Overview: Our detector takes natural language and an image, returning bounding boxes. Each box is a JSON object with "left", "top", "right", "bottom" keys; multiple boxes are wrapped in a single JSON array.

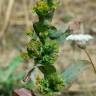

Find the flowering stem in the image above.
[{"left": 84, "top": 49, "right": 96, "bottom": 74}]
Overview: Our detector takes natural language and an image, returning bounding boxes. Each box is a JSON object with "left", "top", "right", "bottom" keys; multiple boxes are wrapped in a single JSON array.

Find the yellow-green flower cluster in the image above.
[
  {"left": 33, "top": 1, "right": 49, "bottom": 14},
  {"left": 37, "top": 1, "right": 49, "bottom": 10},
  {"left": 33, "top": 1, "right": 58, "bottom": 15}
]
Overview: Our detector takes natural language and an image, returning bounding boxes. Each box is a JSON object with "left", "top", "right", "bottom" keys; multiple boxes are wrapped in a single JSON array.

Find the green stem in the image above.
[{"left": 84, "top": 49, "right": 96, "bottom": 74}]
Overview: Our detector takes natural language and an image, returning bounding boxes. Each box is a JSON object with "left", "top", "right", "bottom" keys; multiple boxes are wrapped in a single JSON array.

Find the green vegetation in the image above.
[
  {"left": 25, "top": 0, "right": 68, "bottom": 95},
  {"left": 23, "top": 0, "right": 89, "bottom": 95},
  {"left": 0, "top": 0, "right": 93, "bottom": 96}
]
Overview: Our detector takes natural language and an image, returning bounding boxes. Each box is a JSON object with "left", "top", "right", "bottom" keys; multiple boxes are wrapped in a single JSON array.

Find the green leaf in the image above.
[
  {"left": 57, "top": 29, "right": 71, "bottom": 44},
  {"left": 61, "top": 60, "right": 89, "bottom": 85},
  {"left": 33, "top": 22, "right": 48, "bottom": 34},
  {"left": 48, "top": 26, "right": 62, "bottom": 39},
  {"left": 39, "top": 65, "right": 56, "bottom": 76},
  {"left": 0, "top": 56, "right": 23, "bottom": 83}
]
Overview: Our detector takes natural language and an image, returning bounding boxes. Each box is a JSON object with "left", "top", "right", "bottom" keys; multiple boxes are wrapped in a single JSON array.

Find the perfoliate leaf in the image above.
[
  {"left": 48, "top": 26, "right": 62, "bottom": 39},
  {"left": 39, "top": 65, "right": 56, "bottom": 76}
]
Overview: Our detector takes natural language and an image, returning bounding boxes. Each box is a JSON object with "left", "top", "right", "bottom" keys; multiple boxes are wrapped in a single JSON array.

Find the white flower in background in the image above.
[
  {"left": 66, "top": 34, "right": 93, "bottom": 43},
  {"left": 30, "top": 68, "right": 44, "bottom": 85}
]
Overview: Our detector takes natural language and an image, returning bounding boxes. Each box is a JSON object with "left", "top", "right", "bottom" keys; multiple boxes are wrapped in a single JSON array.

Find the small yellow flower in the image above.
[
  {"left": 33, "top": 1, "right": 58, "bottom": 14},
  {"left": 33, "top": 1, "right": 49, "bottom": 12},
  {"left": 37, "top": 1, "right": 49, "bottom": 10}
]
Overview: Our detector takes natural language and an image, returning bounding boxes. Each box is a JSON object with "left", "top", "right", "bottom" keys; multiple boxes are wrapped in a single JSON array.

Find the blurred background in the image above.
[{"left": 0, "top": 0, "right": 96, "bottom": 96}]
